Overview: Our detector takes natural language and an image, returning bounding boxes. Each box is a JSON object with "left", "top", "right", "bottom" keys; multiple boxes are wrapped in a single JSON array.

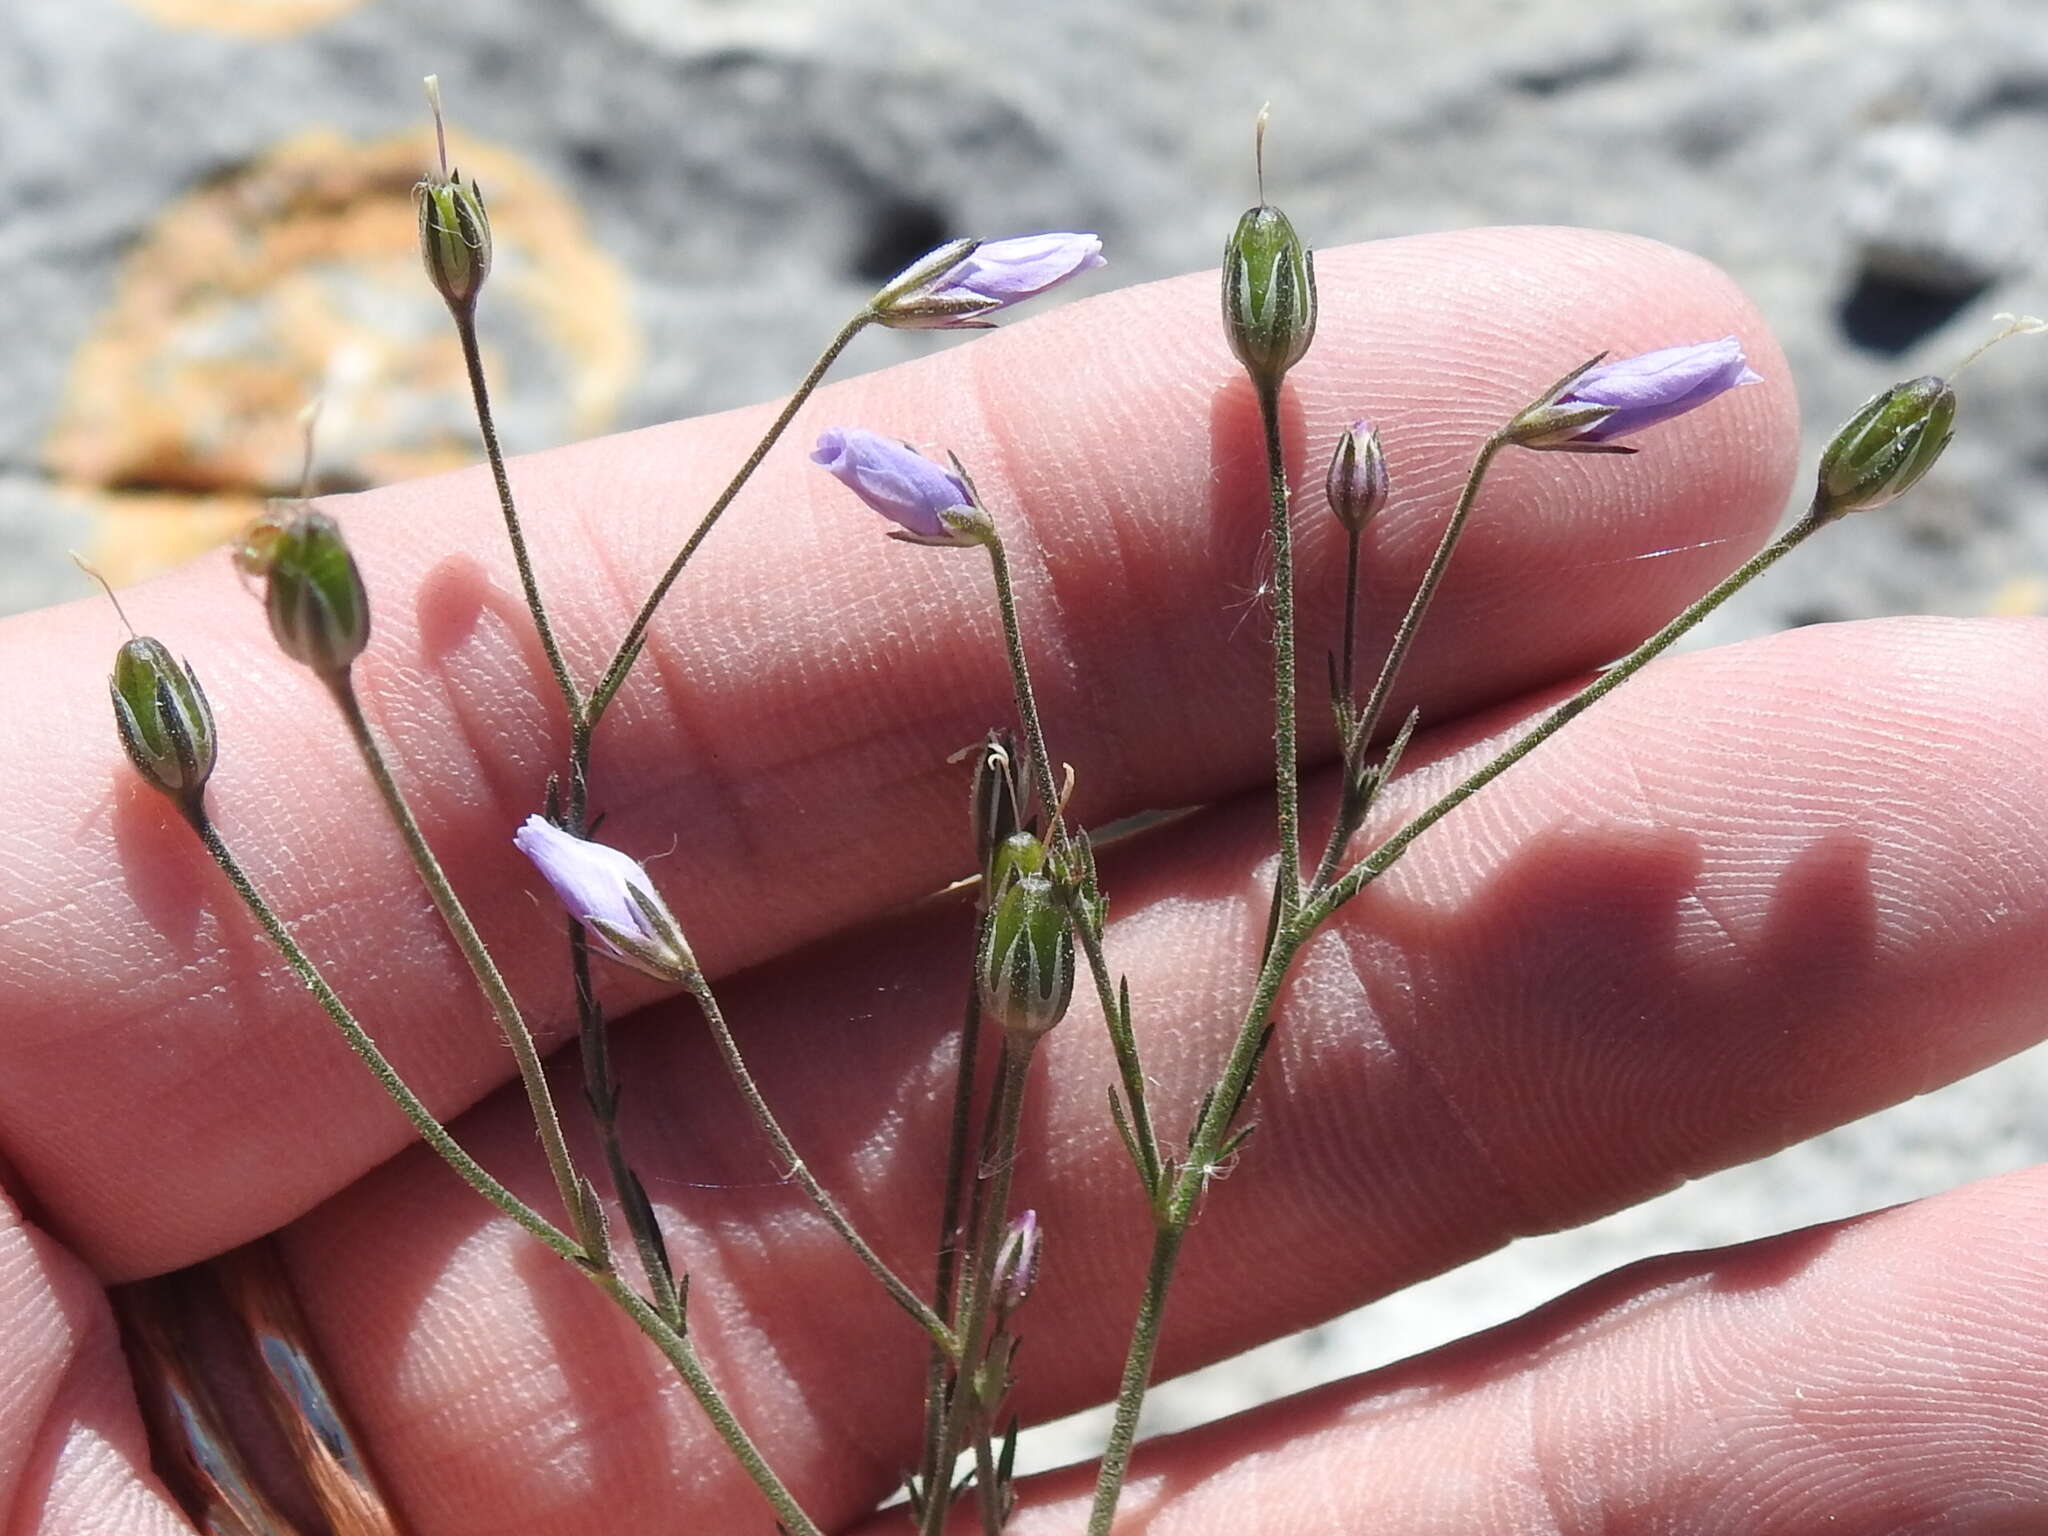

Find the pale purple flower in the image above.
[
  {"left": 872, "top": 233, "right": 1105, "bottom": 329},
  {"left": 513, "top": 815, "right": 694, "bottom": 981},
  {"left": 1544, "top": 336, "right": 1762, "bottom": 446},
  {"left": 994, "top": 1209, "right": 1042, "bottom": 1316},
  {"left": 811, "top": 428, "right": 981, "bottom": 544}
]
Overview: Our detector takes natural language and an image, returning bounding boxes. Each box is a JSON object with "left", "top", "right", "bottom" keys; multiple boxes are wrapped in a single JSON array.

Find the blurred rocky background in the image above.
[{"left": 4, "top": 0, "right": 2045, "bottom": 1480}]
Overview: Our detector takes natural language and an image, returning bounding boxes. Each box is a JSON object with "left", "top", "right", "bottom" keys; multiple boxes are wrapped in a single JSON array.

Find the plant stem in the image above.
[
  {"left": 982, "top": 526, "right": 1161, "bottom": 1194},
  {"left": 195, "top": 814, "right": 579, "bottom": 1260},
  {"left": 982, "top": 531, "right": 1066, "bottom": 853},
  {"left": 197, "top": 811, "right": 823, "bottom": 1534},
  {"left": 1308, "top": 432, "right": 1508, "bottom": 899},
  {"left": 919, "top": 984, "right": 987, "bottom": 1508},
  {"left": 1085, "top": 499, "right": 1834, "bottom": 1532},
  {"left": 587, "top": 311, "right": 875, "bottom": 726},
  {"left": 453, "top": 308, "right": 584, "bottom": 727},
  {"left": 327, "top": 672, "right": 587, "bottom": 1236},
  {"left": 1314, "top": 499, "right": 1833, "bottom": 921},
  {"left": 592, "top": 1269, "right": 827, "bottom": 1536},
  {"left": 1339, "top": 522, "right": 1362, "bottom": 706},
  {"left": 923, "top": 1036, "right": 1036, "bottom": 1536},
  {"left": 1255, "top": 381, "right": 1304, "bottom": 921},
  {"left": 678, "top": 974, "right": 956, "bottom": 1354}
]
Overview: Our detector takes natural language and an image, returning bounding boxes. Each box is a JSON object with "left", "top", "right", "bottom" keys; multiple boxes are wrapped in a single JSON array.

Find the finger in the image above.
[
  {"left": 0, "top": 1194, "right": 191, "bottom": 1533},
  {"left": 278, "top": 615, "right": 2048, "bottom": 1532},
  {"left": 909, "top": 1165, "right": 2048, "bottom": 1534},
  {"left": 1, "top": 228, "right": 1796, "bottom": 1277}
]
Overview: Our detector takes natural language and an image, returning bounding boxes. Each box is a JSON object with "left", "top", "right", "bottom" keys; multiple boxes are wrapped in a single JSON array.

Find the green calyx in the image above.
[
  {"left": 977, "top": 869, "right": 1075, "bottom": 1039},
  {"left": 265, "top": 510, "right": 371, "bottom": 678},
  {"left": 416, "top": 172, "right": 493, "bottom": 313},
  {"left": 110, "top": 636, "right": 217, "bottom": 819},
  {"left": 1816, "top": 375, "right": 1957, "bottom": 518},
  {"left": 1222, "top": 203, "right": 1317, "bottom": 391}
]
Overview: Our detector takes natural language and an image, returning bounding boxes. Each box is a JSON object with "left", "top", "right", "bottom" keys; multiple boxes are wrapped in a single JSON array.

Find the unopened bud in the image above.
[
  {"left": 992, "top": 1209, "right": 1041, "bottom": 1318},
  {"left": 264, "top": 510, "right": 370, "bottom": 678},
  {"left": 1324, "top": 420, "right": 1389, "bottom": 533},
  {"left": 1814, "top": 375, "right": 1956, "bottom": 519},
  {"left": 977, "top": 870, "right": 1073, "bottom": 1038},
  {"left": 1222, "top": 202, "right": 1316, "bottom": 392},
  {"left": 110, "top": 637, "right": 217, "bottom": 823},
  {"left": 415, "top": 77, "right": 492, "bottom": 313}
]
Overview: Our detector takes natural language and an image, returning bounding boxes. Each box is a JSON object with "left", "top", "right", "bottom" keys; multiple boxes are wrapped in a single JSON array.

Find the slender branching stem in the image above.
[
  {"left": 194, "top": 813, "right": 577, "bottom": 1259},
  {"left": 982, "top": 531, "right": 1067, "bottom": 853},
  {"left": 1339, "top": 522, "right": 1362, "bottom": 706},
  {"left": 1316, "top": 500, "right": 1834, "bottom": 921},
  {"left": 327, "top": 672, "right": 586, "bottom": 1234},
  {"left": 588, "top": 311, "right": 875, "bottom": 726},
  {"left": 1074, "top": 917, "right": 1162, "bottom": 1196},
  {"left": 591, "top": 1269, "right": 827, "bottom": 1536},
  {"left": 1255, "top": 380, "right": 1304, "bottom": 921},
  {"left": 1085, "top": 498, "right": 1836, "bottom": 1532},
  {"left": 919, "top": 984, "right": 988, "bottom": 1507},
  {"left": 923, "top": 1036, "right": 1037, "bottom": 1536},
  {"left": 452, "top": 308, "right": 584, "bottom": 727},
  {"left": 197, "top": 810, "right": 823, "bottom": 1534},
  {"left": 983, "top": 526, "right": 1161, "bottom": 1198},
  {"left": 678, "top": 974, "right": 957, "bottom": 1353},
  {"left": 1308, "top": 431, "right": 1508, "bottom": 896}
]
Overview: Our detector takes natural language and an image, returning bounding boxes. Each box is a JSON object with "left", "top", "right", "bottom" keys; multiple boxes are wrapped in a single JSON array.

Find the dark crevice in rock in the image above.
[
  {"left": 1837, "top": 264, "right": 1992, "bottom": 356},
  {"left": 850, "top": 196, "right": 951, "bottom": 284}
]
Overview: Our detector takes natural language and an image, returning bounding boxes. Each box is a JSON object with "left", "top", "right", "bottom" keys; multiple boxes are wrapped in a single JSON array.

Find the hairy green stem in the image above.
[
  {"left": 1085, "top": 498, "right": 1834, "bottom": 1531},
  {"left": 588, "top": 311, "right": 875, "bottom": 725},
  {"left": 923, "top": 1037, "right": 1036, "bottom": 1536},
  {"left": 453, "top": 310, "right": 584, "bottom": 727},
  {"left": 1339, "top": 522, "right": 1362, "bottom": 707},
  {"left": 1255, "top": 381, "right": 1304, "bottom": 920},
  {"left": 982, "top": 531, "right": 1066, "bottom": 853},
  {"left": 919, "top": 985, "right": 988, "bottom": 1509},
  {"left": 679, "top": 974, "right": 956, "bottom": 1353},
  {"left": 1316, "top": 500, "right": 1833, "bottom": 920},
  {"left": 1308, "top": 431, "right": 1508, "bottom": 896},
  {"left": 198, "top": 811, "right": 820, "bottom": 1533},
  {"left": 327, "top": 672, "right": 586, "bottom": 1235},
  {"left": 195, "top": 814, "right": 577, "bottom": 1259}
]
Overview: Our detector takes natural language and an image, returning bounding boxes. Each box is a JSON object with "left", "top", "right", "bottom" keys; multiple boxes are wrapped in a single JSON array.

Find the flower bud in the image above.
[
  {"left": 415, "top": 78, "right": 492, "bottom": 313},
  {"left": 417, "top": 171, "right": 493, "bottom": 313},
  {"left": 871, "top": 233, "right": 1104, "bottom": 330},
  {"left": 1324, "top": 420, "right": 1389, "bottom": 534},
  {"left": 977, "top": 871, "right": 1073, "bottom": 1039},
  {"left": 993, "top": 1209, "right": 1041, "bottom": 1319},
  {"left": 1814, "top": 375, "right": 1956, "bottom": 518},
  {"left": 513, "top": 816, "right": 698, "bottom": 983},
  {"left": 1222, "top": 202, "right": 1316, "bottom": 392},
  {"left": 109, "top": 636, "right": 217, "bottom": 822},
  {"left": 1506, "top": 338, "right": 1761, "bottom": 453},
  {"left": 264, "top": 510, "right": 370, "bottom": 678},
  {"left": 810, "top": 428, "right": 991, "bottom": 547},
  {"left": 986, "top": 830, "right": 1046, "bottom": 903}
]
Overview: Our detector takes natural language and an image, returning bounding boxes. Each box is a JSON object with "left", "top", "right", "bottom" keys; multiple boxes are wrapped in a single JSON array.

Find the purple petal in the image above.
[
  {"left": 514, "top": 815, "right": 654, "bottom": 947},
  {"left": 929, "top": 233, "right": 1105, "bottom": 307},
  {"left": 1564, "top": 336, "right": 1762, "bottom": 443},
  {"left": 811, "top": 427, "right": 972, "bottom": 539}
]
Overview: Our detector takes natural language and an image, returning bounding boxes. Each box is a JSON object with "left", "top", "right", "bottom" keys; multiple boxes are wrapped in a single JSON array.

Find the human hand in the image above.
[{"left": 4, "top": 227, "right": 2046, "bottom": 1533}]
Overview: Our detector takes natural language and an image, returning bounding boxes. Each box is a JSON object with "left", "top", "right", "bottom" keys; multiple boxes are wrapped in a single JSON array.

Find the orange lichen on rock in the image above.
[{"left": 48, "top": 128, "right": 638, "bottom": 584}]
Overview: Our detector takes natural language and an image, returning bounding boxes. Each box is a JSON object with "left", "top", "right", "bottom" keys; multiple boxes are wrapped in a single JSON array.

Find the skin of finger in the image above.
[
  {"left": 0, "top": 1198, "right": 191, "bottom": 1534},
  {"left": 911, "top": 1165, "right": 2048, "bottom": 1535},
  {"left": 0, "top": 227, "right": 1795, "bottom": 1281},
  {"left": 277, "top": 615, "right": 2048, "bottom": 1534}
]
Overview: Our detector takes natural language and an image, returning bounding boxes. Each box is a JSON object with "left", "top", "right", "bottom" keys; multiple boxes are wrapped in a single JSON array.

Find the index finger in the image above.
[{"left": 0, "top": 228, "right": 1797, "bottom": 1276}]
